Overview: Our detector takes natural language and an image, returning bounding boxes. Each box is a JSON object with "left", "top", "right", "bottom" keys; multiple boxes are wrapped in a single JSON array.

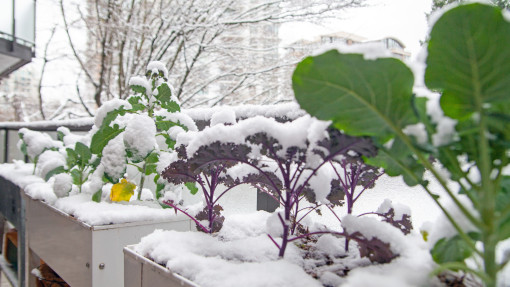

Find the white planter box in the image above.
[
  {"left": 22, "top": 192, "right": 192, "bottom": 287},
  {"left": 123, "top": 245, "right": 198, "bottom": 287}
]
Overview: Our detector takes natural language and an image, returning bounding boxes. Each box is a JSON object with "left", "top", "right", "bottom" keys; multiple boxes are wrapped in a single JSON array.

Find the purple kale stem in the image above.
[
  {"left": 289, "top": 164, "right": 302, "bottom": 184},
  {"left": 197, "top": 158, "right": 282, "bottom": 199},
  {"left": 353, "top": 172, "right": 383, "bottom": 203},
  {"left": 357, "top": 211, "right": 382, "bottom": 217},
  {"left": 267, "top": 234, "right": 281, "bottom": 249},
  {"left": 293, "top": 139, "right": 364, "bottom": 205},
  {"left": 326, "top": 204, "right": 342, "bottom": 223},
  {"left": 288, "top": 231, "right": 347, "bottom": 243},
  {"left": 278, "top": 207, "right": 290, "bottom": 257},
  {"left": 295, "top": 205, "right": 320, "bottom": 226},
  {"left": 162, "top": 200, "right": 210, "bottom": 233},
  {"left": 213, "top": 182, "right": 246, "bottom": 205}
]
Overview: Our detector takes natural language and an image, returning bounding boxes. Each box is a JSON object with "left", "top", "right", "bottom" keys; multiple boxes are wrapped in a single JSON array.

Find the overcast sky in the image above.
[{"left": 281, "top": 0, "right": 433, "bottom": 59}]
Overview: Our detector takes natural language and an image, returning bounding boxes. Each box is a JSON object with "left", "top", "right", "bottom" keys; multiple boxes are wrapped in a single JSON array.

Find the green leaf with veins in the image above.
[
  {"left": 293, "top": 50, "right": 416, "bottom": 142},
  {"left": 426, "top": 4, "right": 510, "bottom": 120}
]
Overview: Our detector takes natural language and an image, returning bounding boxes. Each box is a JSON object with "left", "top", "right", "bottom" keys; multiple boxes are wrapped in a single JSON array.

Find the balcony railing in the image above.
[{"left": 0, "top": 0, "right": 36, "bottom": 79}]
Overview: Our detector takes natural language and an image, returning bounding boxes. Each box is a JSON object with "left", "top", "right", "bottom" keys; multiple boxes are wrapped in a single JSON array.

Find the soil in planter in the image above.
[{"left": 34, "top": 263, "right": 71, "bottom": 287}]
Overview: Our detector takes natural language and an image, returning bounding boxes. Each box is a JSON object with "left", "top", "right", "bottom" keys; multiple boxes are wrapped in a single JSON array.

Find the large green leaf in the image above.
[
  {"left": 75, "top": 142, "right": 92, "bottom": 166},
  {"left": 366, "top": 139, "right": 426, "bottom": 187},
  {"left": 426, "top": 3, "right": 510, "bottom": 120},
  {"left": 293, "top": 50, "right": 416, "bottom": 141},
  {"left": 496, "top": 177, "right": 510, "bottom": 240},
  {"left": 92, "top": 189, "right": 102, "bottom": 203},
  {"left": 157, "top": 83, "right": 173, "bottom": 104},
  {"left": 66, "top": 148, "right": 78, "bottom": 168},
  {"left": 90, "top": 124, "right": 125, "bottom": 155},
  {"left": 45, "top": 166, "right": 66, "bottom": 181},
  {"left": 431, "top": 234, "right": 476, "bottom": 265}
]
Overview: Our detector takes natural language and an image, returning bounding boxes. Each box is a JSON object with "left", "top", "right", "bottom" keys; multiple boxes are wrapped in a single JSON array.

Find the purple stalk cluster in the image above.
[{"left": 161, "top": 125, "right": 391, "bottom": 257}]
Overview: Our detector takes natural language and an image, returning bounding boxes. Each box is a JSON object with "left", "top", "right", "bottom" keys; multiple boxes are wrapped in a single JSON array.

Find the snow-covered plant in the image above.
[
  {"left": 89, "top": 61, "right": 192, "bottom": 202},
  {"left": 293, "top": 4, "right": 510, "bottom": 286},
  {"left": 17, "top": 128, "right": 63, "bottom": 174},
  {"left": 161, "top": 143, "right": 252, "bottom": 234},
  {"left": 164, "top": 115, "right": 378, "bottom": 257}
]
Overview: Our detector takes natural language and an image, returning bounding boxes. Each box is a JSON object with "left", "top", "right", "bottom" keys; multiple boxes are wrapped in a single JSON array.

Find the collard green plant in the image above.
[
  {"left": 63, "top": 142, "right": 99, "bottom": 193},
  {"left": 18, "top": 128, "right": 62, "bottom": 174},
  {"left": 293, "top": 4, "right": 510, "bottom": 286},
  {"left": 89, "top": 62, "right": 190, "bottom": 202}
]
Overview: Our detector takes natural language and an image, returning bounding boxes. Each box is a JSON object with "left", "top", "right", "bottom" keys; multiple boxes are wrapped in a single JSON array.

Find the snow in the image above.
[
  {"left": 135, "top": 214, "right": 319, "bottom": 287},
  {"left": 177, "top": 115, "right": 328, "bottom": 158},
  {"left": 101, "top": 133, "right": 127, "bottom": 181},
  {"left": 415, "top": 87, "right": 458, "bottom": 146},
  {"left": 94, "top": 99, "right": 131, "bottom": 127},
  {"left": 57, "top": 126, "right": 90, "bottom": 147},
  {"left": 135, "top": 211, "right": 438, "bottom": 287},
  {"left": 24, "top": 181, "right": 58, "bottom": 204},
  {"left": 504, "top": 9, "right": 510, "bottom": 22},
  {"left": 123, "top": 114, "right": 157, "bottom": 161},
  {"left": 376, "top": 199, "right": 411, "bottom": 221},
  {"left": 18, "top": 128, "right": 63, "bottom": 159},
  {"left": 53, "top": 193, "right": 186, "bottom": 226},
  {"left": 210, "top": 109, "right": 236, "bottom": 126},
  {"left": 0, "top": 118, "right": 94, "bottom": 130},
  {"left": 402, "top": 123, "right": 427, "bottom": 145},
  {"left": 51, "top": 173, "right": 73, "bottom": 198},
  {"left": 36, "top": 149, "right": 66, "bottom": 179},
  {"left": 147, "top": 61, "right": 169, "bottom": 80},
  {"left": 129, "top": 76, "right": 151, "bottom": 94},
  {"left": 313, "top": 42, "right": 393, "bottom": 60},
  {"left": 266, "top": 210, "right": 285, "bottom": 237},
  {"left": 156, "top": 110, "right": 198, "bottom": 132},
  {"left": 183, "top": 102, "right": 304, "bottom": 122}
]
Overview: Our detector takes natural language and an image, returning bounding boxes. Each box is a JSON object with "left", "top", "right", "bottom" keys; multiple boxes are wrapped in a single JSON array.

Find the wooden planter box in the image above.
[
  {"left": 22, "top": 192, "right": 192, "bottom": 287},
  {"left": 123, "top": 245, "right": 198, "bottom": 287}
]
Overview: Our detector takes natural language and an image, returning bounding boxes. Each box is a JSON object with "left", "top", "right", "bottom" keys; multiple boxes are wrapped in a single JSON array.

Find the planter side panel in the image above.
[
  {"left": 25, "top": 196, "right": 92, "bottom": 287},
  {"left": 92, "top": 220, "right": 191, "bottom": 287},
  {"left": 124, "top": 248, "right": 141, "bottom": 287},
  {"left": 124, "top": 246, "right": 199, "bottom": 287}
]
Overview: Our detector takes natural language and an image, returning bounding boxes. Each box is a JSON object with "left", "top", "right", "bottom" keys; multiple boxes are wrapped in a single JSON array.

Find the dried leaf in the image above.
[{"left": 110, "top": 178, "right": 136, "bottom": 202}]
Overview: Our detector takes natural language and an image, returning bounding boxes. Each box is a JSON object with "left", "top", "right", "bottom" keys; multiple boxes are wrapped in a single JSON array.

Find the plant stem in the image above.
[
  {"left": 278, "top": 204, "right": 290, "bottom": 257},
  {"left": 137, "top": 162, "right": 147, "bottom": 200},
  {"left": 79, "top": 167, "right": 83, "bottom": 193}
]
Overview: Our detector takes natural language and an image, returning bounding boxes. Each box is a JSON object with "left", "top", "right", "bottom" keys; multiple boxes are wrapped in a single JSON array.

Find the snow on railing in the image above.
[{"left": 0, "top": 102, "right": 304, "bottom": 163}]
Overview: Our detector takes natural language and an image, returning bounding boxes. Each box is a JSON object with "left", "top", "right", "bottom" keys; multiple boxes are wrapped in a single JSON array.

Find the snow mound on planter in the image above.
[
  {"left": 0, "top": 163, "right": 57, "bottom": 204},
  {"left": 340, "top": 215, "right": 436, "bottom": 287},
  {"left": 53, "top": 193, "right": 188, "bottom": 226},
  {"left": 135, "top": 211, "right": 438, "bottom": 287},
  {"left": 135, "top": 212, "right": 316, "bottom": 287},
  {"left": 18, "top": 128, "right": 63, "bottom": 159}
]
